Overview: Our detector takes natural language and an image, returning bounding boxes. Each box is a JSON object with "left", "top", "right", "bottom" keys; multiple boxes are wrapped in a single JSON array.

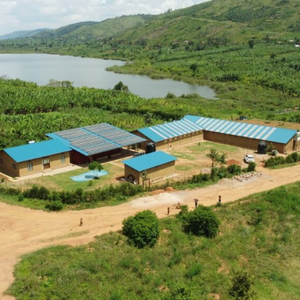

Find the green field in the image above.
[
  {"left": 1, "top": 0, "right": 300, "bottom": 298},
  {"left": 7, "top": 183, "right": 300, "bottom": 299}
]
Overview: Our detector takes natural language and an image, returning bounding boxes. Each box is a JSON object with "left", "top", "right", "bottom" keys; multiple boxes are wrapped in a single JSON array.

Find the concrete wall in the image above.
[
  {"left": 0, "top": 151, "right": 70, "bottom": 177},
  {"left": 284, "top": 138, "right": 295, "bottom": 153},
  {"left": 0, "top": 151, "right": 19, "bottom": 177},
  {"left": 124, "top": 161, "right": 176, "bottom": 185}
]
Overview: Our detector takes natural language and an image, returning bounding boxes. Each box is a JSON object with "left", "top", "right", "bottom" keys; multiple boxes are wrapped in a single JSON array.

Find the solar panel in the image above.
[
  {"left": 85, "top": 123, "right": 145, "bottom": 147},
  {"left": 49, "top": 123, "right": 146, "bottom": 156}
]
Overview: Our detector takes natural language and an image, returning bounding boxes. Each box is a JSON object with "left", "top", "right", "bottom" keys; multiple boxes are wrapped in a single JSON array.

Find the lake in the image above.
[{"left": 0, "top": 54, "right": 216, "bottom": 99}]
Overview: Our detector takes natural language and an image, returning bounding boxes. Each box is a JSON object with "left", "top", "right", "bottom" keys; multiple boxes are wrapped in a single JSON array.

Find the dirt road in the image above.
[{"left": 1, "top": 164, "right": 300, "bottom": 299}]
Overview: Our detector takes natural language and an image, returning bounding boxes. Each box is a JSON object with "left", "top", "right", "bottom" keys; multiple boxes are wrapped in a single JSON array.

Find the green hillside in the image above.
[
  {"left": 1, "top": 0, "right": 300, "bottom": 48},
  {"left": 7, "top": 183, "right": 300, "bottom": 299},
  {"left": 0, "top": 29, "right": 49, "bottom": 40},
  {"left": 116, "top": 0, "right": 300, "bottom": 45},
  {"left": 33, "top": 15, "right": 153, "bottom": 41}
]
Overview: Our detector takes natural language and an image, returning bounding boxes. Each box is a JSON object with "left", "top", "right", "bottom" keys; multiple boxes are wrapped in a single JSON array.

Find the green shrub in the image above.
[
  {"left": 166, "top": 92, "right": 176, "bottom": 98},
  {"left": 163, "top": 284, "right": 191, "bottom": 300},
  {"left": 210, "top": 167, "right": 219, "bottom": 180},
  {"left": 227, "top": 164, "right": 242, "bottom": 175},
  {"left": 185, "top": 263, "right": 203, "bottom": 279},
  {"left": 228, "top": 271, "right": 256, "bottom": 300},
  {"left": 264, "top": 153, "right": 299, "bottom": 167},
  {"left": 191, "top": 173, "right": 210, "bottom": 183},
  {"left": 183, "top": 205, "right": 220, "bottom": 238},
  {"left": 286, "top": 152, "right": 298, "bottom": 163},
  {"left": 17, "top": 194, "right": 24, "bottom": 202},
  {"left": 217, "top": 166, "right": 229, "bottom": 178},
  {"left": 285, "top": 155, "right": 294, "bottom": 164},
  {"left": 177, "top": 204, "right": 189, "bottom": 218},
  {"left": 291, "top": 152, "right": 299, "bottom": 162},
  {"left": 45, "top": 200, "right": 64, "bottom": 211},
  {"left": 122, "top": 210, "right": 160, "bottom": 248},
  {"left": 23, "top": 185, "right": 50, "bottom": 200},
  {"left": 247, "top": 162, "right": 256, "bottom": 172}
]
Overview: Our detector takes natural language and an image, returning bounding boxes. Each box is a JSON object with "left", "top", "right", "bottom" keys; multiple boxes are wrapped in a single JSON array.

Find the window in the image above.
[
  {"left": 12, "top": 163, "right": 17, "bottom": 170},
  {"left": 60, "top": 154, "right": 66, "bottom": 163},
  {"left": 27, "top": 162, "right": 33, "bottom": 171}
]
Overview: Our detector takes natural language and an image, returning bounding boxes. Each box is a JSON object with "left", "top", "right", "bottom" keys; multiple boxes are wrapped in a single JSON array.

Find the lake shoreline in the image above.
[{"left": 0, "top": 53, "right": 216, "bottom": 99}]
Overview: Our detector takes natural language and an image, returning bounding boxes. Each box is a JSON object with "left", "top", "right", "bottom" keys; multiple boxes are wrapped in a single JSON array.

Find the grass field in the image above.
[{"left": 7, "top": 182, "right": 300, "bottom": 299}]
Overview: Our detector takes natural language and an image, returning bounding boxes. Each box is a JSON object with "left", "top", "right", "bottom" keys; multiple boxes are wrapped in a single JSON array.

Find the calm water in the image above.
[{"left": 0, "top": 54, "right": 216, "bottom": 99}]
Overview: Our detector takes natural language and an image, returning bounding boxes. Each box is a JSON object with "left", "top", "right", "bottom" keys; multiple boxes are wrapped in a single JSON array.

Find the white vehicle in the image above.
[{"left": 244, "top": 154, "right": 255, "bottom": 163}]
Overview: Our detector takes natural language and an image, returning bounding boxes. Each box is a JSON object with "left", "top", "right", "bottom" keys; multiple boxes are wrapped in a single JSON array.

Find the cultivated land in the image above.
[
  {"left": 2, "top": 155, "right": 300, "bottom": 299},
  {"left": 1, "top": 1, "right": 300, "bottom": 297}
]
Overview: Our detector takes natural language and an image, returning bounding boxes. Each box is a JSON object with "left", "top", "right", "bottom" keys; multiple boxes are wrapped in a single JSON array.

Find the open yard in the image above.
[{"left": 5, "top": 140, "right": 263, "bottom": 192}]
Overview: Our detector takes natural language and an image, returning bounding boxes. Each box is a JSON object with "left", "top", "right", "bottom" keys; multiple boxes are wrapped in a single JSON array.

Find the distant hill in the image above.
[
  {"left": 33, "top": 15, "right": 154, "bottom": 41},
  {"left": 0, "top": 29, "right": 49, "bottom": 40},
  {"left": 114, "top": 0, "right": 300, "bottom": 45},
  {"left": 0, "top": 0, "right": 299, "bottom": 51}
]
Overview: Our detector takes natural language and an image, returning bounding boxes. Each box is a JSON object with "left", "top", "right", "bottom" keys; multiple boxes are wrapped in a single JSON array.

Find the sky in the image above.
[{"left": 0, "top": 0, "right": 210, "bottom": 36}]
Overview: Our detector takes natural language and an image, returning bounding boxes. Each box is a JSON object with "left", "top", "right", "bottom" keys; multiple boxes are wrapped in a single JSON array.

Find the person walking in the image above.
[
  {"left": 194, "top": 198, "right": 199, "bottom": 208},
  {"left": 79, "top": 218, "right": 83, "bottom": 226},
  {"left": 167, "top": 207, "right": 170, "bottom": 216},
  {"left": 218, "top": 195, "right": 222, "bottom": 204}
]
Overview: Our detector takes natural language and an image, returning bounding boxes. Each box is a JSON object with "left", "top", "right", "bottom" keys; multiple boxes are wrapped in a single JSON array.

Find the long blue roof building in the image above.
[{"left": 184, "top": 115, "right": 297, "bottom": 153}]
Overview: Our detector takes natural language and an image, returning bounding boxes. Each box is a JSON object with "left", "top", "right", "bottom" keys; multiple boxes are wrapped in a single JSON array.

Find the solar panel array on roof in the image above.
[
  {"left": 47, "top": 123, "right": 146, "bottom": 156},
  {"left": 184, "top": 115, "right": 297, "bottom": 144},
  {"left": 86, "top": 123, "right": 144, "bottom": 147},
  {"left": 137, "top": 119, "right": 203, "bottom": 143}
]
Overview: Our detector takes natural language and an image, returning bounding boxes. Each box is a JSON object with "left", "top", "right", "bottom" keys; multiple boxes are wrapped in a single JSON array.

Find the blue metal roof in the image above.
[
  {"left": 122, "top": 151, "right": 177, "bottom": 172},
  {"left": 47, "top": 123, "right": 146, "bottom": 156},
  {"left": 4, "top": 140, "right": 71, "bottom": 163},
  {"left": 137, "top": 119, "right": 203, "bottom": 143},
  {"left": 184, "top": 115, "right": 297, "bottom": 144}
]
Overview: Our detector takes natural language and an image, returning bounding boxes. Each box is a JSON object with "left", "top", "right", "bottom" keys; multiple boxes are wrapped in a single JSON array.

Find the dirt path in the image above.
[{"left": 1, "top": 164, "right": 300, "bottom": 299}]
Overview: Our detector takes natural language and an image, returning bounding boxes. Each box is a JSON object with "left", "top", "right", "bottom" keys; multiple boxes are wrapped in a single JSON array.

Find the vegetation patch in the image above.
[
  {"left": 7, "top": 182, "right": 300, "bottom": 299},
  {"left": 175, "top": 165, "right": 192, "bottom": 171},
  {"left": 170, "top": 151, "right": 196, "bottom": 161},
  {"left": 122, "top": 210, "right": 160, "bottom": 248},
  {"left": 191, "top": 142, "right": 239, "bottom": 153},
  {"left": 0, "top": 164, "right": 254, "bottom": 210},
  {"left": 264, "top": 151, "right": 300, "bottom": 168},
  {"left": 40, "top": 231, "right": 90, "bottom": 243}
]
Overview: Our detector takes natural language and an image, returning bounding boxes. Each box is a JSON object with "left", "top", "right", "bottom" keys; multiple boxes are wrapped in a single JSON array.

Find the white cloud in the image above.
[{"left": 0, "top": 0, "right": 210, "bottom": 35}]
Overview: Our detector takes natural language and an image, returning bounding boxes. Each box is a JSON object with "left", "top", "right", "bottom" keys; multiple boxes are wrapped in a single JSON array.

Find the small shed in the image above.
[{"left": 122, "top": 151, "right": 177, "bottom": 185}]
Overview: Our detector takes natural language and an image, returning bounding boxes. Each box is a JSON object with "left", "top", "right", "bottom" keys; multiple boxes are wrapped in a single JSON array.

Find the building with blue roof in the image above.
[
  {"left": 122, "top": 151, "right": 177, "bottom": 185},
  {"left": 133, "top": 118, "right": 203, "bottom": 150},
  {"left": 0, "top": 123, "right": 146, "bottom": 178},
  {"left": 47, "top": 123, "right": 146, "bottom": 164},
  {"left": 0, "top": 140, "right": 71, "bottom": 177},
  {"left": 184, "top": 115, "right": 297, "bottom": 153}
]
